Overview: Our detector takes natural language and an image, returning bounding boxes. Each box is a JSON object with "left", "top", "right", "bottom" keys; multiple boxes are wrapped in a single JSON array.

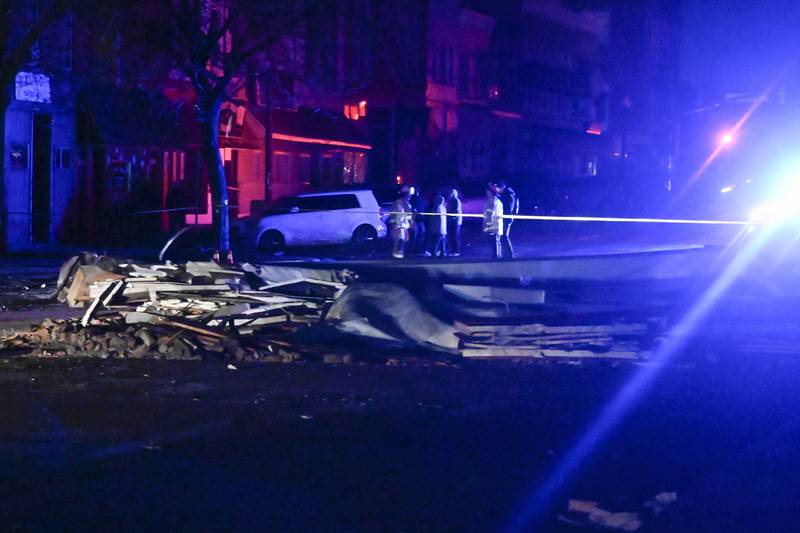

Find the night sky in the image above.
[{"left": 682, "top": 0, "right": 800, "bottom": 96}]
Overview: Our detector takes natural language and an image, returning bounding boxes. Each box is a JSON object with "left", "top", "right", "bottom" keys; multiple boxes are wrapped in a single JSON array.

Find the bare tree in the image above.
[
  {"left": 0, "top": 0, "right": 68, "bottom": 252},
  {"left": 158, "top": 0, "right": 311, "bottom": 255}
]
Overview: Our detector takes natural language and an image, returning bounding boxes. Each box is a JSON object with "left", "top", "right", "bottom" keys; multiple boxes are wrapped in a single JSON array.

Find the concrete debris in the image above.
[
  {"left": 564, "top": 500, "right": 643, "bottom": 531},
  {"left": 0, "top": 254, "right": 662, "bottom": 363},
  {"left": 1, "top": 256, "right": 345, "bottom": 363},
  {"left": 559, "top": 492, "right": 677, "bottom": 531},
  {"left": 645, "top": 492, "right": 678, "bottom": 515}
]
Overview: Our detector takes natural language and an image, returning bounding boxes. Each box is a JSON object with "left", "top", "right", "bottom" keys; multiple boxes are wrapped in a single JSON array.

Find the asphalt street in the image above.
[
  {"left": 0, "top": 352, "right": 798, "bottom": 532},
  {"left": 0, "top": 223, "right": 798, "bottom": 531}
]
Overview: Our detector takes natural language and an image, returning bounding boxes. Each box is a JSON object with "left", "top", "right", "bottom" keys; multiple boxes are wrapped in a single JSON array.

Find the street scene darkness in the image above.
[{"left": 2, "top": 0, "right": 800, "bottom": 531}]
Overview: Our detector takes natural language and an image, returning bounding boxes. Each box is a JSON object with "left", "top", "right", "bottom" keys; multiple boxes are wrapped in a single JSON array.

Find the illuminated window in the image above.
[
  {"left": 342, "top": 151, "right": 366, "bottom": 184},
  {"left": 344, "top": 101, "right": 367, "bottom": 120}
]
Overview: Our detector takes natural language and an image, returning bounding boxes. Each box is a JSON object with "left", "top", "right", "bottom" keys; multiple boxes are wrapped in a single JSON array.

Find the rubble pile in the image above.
[
  {"left": 0, "top": 254, "right": 664, "bottom": 363},
  {"left": 0, "top": 256, "right": 353, "bottom": 362}
]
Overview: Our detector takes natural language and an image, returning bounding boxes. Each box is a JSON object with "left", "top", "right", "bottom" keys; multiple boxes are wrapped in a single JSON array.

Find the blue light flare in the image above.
[{"left": 504, "top": 222, "right": 781, "bottom": 533}]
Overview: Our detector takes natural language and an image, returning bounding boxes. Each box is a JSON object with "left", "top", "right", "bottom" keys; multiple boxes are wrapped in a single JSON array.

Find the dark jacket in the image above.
[
  {"left": 499, "top": 187, "right": 519, "bottom": 225},
  {"left": 447, "top": 196, "right": 463, "bottom": 226}
]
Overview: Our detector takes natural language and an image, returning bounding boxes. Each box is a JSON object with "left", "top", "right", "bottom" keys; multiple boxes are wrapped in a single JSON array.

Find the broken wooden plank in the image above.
[
  {"left": 185, "top": 261, "right": 243, "bottom": 278},
  {"left": 461, "top": 347, "right": 645, "bottom": 359},
  {"left": 159, "top": 319, "right": 229, "bottom": 339},
  {"left": 455, "top": 321, "right": 649, "bottom": 337},
  {"left": 81, "top": 280, "right": 125, "bottom": 327}
]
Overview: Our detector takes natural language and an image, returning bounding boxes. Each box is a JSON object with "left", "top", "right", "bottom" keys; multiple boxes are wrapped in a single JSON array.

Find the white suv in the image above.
[{"left": 232, "top": 190, "right": 387, "bottom": 256}]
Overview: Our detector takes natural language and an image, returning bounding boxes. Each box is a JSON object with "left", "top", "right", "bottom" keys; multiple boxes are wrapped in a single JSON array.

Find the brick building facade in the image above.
[{"left": 1, "top": 0, "right": 680, "bottom": 248}]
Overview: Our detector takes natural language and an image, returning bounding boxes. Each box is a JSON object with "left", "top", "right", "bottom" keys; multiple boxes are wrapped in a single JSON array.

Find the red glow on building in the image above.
[
  {"left": 271, "top": 133, "right": 372, "bottom": 150},
  {"left": 344, "top": 101, "right": 367, "bottom": 120},
  {"left": 586, "top": 123, "right": 603, "bottom": 136}
]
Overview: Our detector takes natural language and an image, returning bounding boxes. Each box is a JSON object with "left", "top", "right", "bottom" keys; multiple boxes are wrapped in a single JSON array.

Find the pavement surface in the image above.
[
  {"left": 0, "top": 226, "right": 798, "bottom": 531},
  {"left": 0, "top": 354, "right": 798, "bottom": 532},
  {"left": 152, "top": 215, "right": 746, "bottom": 263}
]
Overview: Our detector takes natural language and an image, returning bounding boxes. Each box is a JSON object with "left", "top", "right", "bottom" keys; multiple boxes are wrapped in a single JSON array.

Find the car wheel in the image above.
[
  {"left": 351, "top": 225, "right": 377, "bottom": 256},
  {"left": 257, "top": 230, "right": 285, "bottom": 257}
]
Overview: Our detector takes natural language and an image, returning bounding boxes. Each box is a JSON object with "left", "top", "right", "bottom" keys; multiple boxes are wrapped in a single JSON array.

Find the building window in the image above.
[
  {"left": 163, "top": 151, "right": 185, "bottom": 184},
  {"left": 459, "top": 137, "right": 488, "bottom": 177},
  {"left": 431, "top": 45, "right": 455, "bottom": 85},
  {"left": 220, "top": 101, "right": 246, "bottom": 137},
  {"left": 578, "top": 155, "right": 598, "bottom": 177},
  {"left": 273, "top": 152, "right": 292, "bottom": 184},
  {"left": 250, "top": 76, "right": 266, "bottom": 107},
  {"left": 344, "top": 101, "right": 367, "bottom": 120},
  {"left": 460, "top": 53, "right": 486, "bottom": 100},
  {"left": 209, "top": 2, "right": 232, "bottom": 54},
  {"left": 299, "top": 153, "right": 311, "bottom": 185},
  {"left": 54, "top": 148, "right": 73, "bottom": 170},
  {"left": 109, "top": 160, "right": 131, "bottom": 190},
  {"left": 342, "top": 151, "right": 366, "bottom": 184}
]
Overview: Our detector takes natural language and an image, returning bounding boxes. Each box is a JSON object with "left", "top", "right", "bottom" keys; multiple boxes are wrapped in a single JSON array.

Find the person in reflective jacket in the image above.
[{"left": 391, "top": 187, "right": 414, "bottom": 259}]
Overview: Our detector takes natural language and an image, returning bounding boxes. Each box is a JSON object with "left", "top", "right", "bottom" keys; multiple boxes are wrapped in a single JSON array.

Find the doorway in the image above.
[{"left": 31, "top": 113, "right": 52, "bottom": 243}]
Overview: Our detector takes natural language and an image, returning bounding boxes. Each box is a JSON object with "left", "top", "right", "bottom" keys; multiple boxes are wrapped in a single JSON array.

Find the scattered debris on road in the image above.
[
  {"left": 558, "top": 492, "right": 677, "bottom": 531},
  {"left": 2, "top": 256, "right": 350, "bottom": 362},
  {"left": 455, "top": 321, "right": 654, "bottom": 359},
  {"left": 0, "top": 254, "right": 663, "bottom": 363}
]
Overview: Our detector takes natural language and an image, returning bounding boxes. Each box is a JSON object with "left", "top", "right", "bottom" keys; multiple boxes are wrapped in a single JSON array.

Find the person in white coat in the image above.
[
  {"left": 482, "top": 185, "right": 504, "bottom": 259},
  {"left": 425, "top": 193, "right": 447, "bottom": 258}
]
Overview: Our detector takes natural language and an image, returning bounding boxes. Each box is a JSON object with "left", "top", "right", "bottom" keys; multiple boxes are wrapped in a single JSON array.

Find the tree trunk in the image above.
[
  {"left": 199, "top": 93, "right": 230, "bottom": 254},
  {"left": 0, "top": 88, "right": 9, "bottom": 254}
]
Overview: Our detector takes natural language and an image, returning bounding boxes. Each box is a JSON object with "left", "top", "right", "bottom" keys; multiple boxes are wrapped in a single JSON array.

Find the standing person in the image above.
[
  {"left": 410, "top": 187, "right": 427, "bottom": 254},
  {"left": 446, "top": 188, "right": 463, "bottom": 256},
  {"left": 390, "top": 187, "right": 414, "bottom": 259},
  {"left": 494, "top": 181, "right": 519, "bottom": 259},
  {"left": 483, "top": 184, "right": 504, "bottom": 259},
  {"left": 425, "top": 193, "right": 447, "bottom": 258}
]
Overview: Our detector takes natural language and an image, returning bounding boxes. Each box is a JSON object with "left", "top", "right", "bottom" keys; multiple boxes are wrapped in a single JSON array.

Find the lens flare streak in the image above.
[{"left": 504, "top": 224, "right": 780, "bottom": 533}]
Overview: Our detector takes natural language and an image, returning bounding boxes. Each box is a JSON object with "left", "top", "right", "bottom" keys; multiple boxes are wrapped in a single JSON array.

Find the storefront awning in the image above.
[{"left": 271, "top": 107, "right": 371, "bottom": 150}]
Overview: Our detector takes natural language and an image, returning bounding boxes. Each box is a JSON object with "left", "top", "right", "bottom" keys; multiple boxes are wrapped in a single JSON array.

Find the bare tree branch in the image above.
[{"left": 1, "top": 1, "right": 69, "bottom": 85}]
